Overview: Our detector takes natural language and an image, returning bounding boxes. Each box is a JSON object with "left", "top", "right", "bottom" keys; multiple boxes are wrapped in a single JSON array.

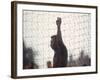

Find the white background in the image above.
[{"left": 0, "top": 0, "right": 100, "bottom": 80}]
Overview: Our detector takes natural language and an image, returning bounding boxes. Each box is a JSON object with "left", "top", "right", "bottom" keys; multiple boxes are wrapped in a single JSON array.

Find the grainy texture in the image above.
[{"left": 23, "top": 10, "right": 91, "bottom": 68}]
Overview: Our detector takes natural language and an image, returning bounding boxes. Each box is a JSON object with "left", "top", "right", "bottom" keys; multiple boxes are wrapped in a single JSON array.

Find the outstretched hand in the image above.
[{"left": 56, "top": 17, "right": 62, "bottom": 27}]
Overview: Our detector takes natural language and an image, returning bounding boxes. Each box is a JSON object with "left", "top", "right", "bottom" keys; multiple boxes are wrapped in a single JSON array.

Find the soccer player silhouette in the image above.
[{"left": 50, "top": 17, "right": 68, "bottom": 68}]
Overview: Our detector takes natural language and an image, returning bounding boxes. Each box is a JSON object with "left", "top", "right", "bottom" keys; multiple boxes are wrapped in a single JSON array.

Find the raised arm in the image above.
[{"left": 56, "top": 17, "right": 62, "bottom": 42}]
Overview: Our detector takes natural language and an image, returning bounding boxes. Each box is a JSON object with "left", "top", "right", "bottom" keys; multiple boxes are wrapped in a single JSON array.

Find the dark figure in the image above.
[
  {"left": 47, "top": 61, "right": 52, "bottom": 68},
  {"left": 23, "top": 42, "right": 34, "bottom": 69},
  {"left": 23, "top": 42, "right": 38, "bottom": 69},
  {"left": 50, "top": 17, "right": 68, "bottom": 68}
]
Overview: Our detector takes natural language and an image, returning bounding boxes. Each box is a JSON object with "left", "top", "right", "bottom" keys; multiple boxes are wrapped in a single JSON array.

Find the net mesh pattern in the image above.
[{"left": 23, "top": 10, "right": 91, "bottom": 68}]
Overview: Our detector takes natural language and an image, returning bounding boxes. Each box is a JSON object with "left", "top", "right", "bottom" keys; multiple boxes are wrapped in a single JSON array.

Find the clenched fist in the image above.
[{"left": 56, "top": 17, "right": 62, "bottom": 27}]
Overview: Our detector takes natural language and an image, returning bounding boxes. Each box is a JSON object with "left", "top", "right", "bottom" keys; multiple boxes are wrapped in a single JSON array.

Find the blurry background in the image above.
[{"left": 23, "top": 10, "right": 91, "bottom": 69}]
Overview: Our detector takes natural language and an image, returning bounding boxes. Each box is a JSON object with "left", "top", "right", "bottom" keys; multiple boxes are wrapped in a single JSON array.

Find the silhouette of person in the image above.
[
  {"left": 50, "top": 17, "right": 68, "bottom": 68},
  {"left": 47, "top": 61, "right": 52, "bottom": 68}
]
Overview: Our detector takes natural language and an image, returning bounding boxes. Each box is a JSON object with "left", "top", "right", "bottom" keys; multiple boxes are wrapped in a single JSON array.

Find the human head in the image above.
[{"left": 47, "top": 61, "right": 52, "bottom": 68}]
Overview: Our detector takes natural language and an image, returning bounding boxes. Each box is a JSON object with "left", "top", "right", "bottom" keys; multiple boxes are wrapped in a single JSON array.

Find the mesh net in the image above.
[{"left": 23, "top": 10, "right": 91, "bottom": 68}]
